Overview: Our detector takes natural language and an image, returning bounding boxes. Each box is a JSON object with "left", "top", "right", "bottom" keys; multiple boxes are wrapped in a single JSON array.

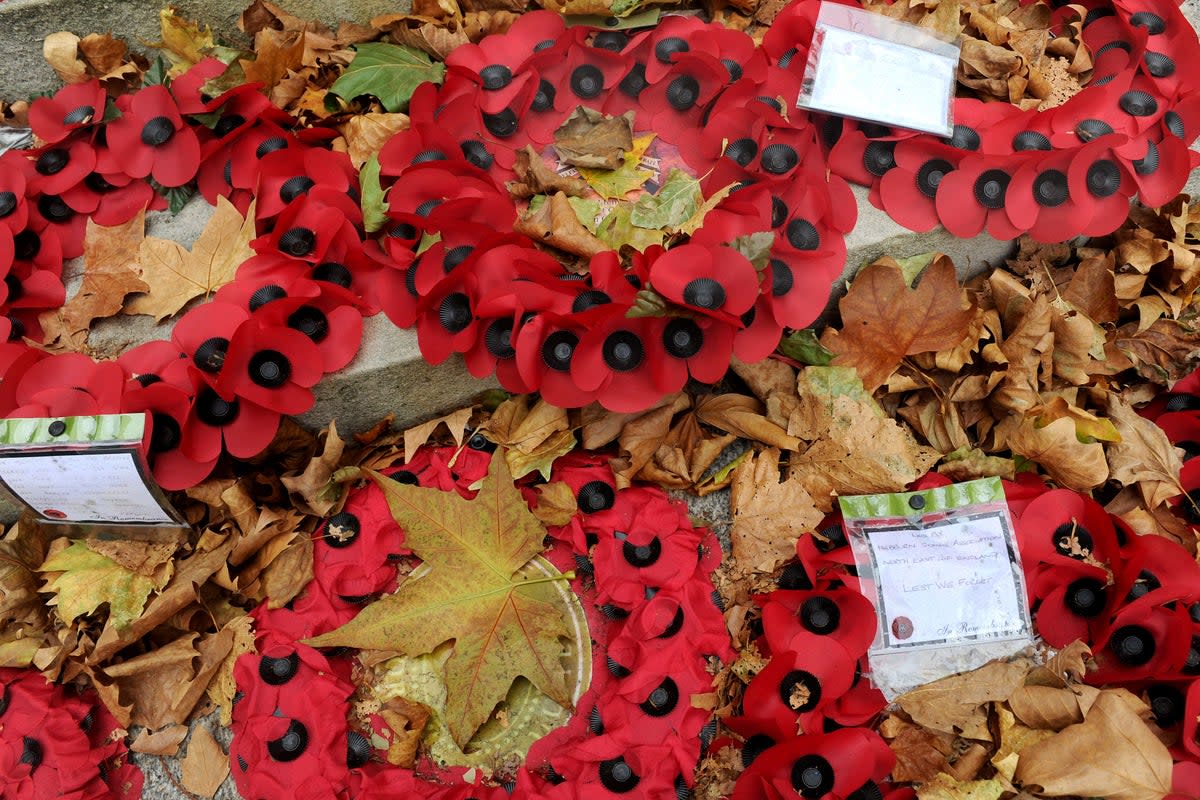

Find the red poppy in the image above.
[
  {"left": 641, "top": 15, "right": 709, "bottom": 83},
  {"left": 1015, "top": 489, "right": 1121, "bottom": 571},
  {"left": 514, "top": 312, "right": 600, "bottom": 409},
  {"left": 180, "top": 378, "right": 281, "bottom": 464},
  {"left": 59, "top": 163, "right": 160, "bottom": 226},
  {"left": 760, "top": 0, "right": 820, "bottom": 76},
  {"left": 640, "top": 54, "right": 729, "bottom": 145},
  {"left": 649, "top": 241, "right": 759, "bottom": 320},
  {"left": 444, "top": 11, "right": 567, "bottom": 114},
  {"left": 0, "top": 152, "right": 32, "bottom": 236},
  {"left": 732, "top": 728, "right": 894, "bottom": 800},
  {"left": 761, "top": 587, "right": 878, "bottom": 661},
  {"left": 876, "top": 137, "right": 964, "bottom": 233},
  {"left": 27, "top": 80, "right": 107, "bottom": 144},
  {"left": 7, "top": 353, "right": 125, "bottom": 419},
  {"left": 212, "top": 315, "right": 322, "bottom": 415},
  {"left": 253, "top": 189, "right": 361, "bottom": 265},
  {"left": 105, "top": 84, "right": 201, "bottom": 186},
  {"left": 711, "top": 66, "right": 804, "bottom": 131},
  {"left": 171, "top": 301, "right": 250, "bottom": 391},
  {"left": 933, "top": 153, "right": 1025, "bottom": 240},
  {"left": 28, "top": 137, "right": 96, "bottom": 198},
  {"left": 312, "top": 485, "right": 406, "bottom": 599},
  {"left": 116, "top": 339, "right": 191, "bottom": 391},
  {"left": 1090, "top": 601, "right": 1193, "bottom": 684},
  {"left": 740, "top": 644, "right": 858, "bottom": 739},
  {"left": 1026, "top": 558, "right": 1114, "bottom": 647},
  {"left": 591, "top": 493, "right": 702, "bottom": 607},
  {"left": 733, "top": 295, "right": 786, "bottom": 363},
  {"left": 552, "top": 735, "right": 683, "bottom": 799},
  {"left": 1114, "top": 531, "right": 1200, "bottom": 609},
  {"left": 255, "top": 146, "right": 357, "bottom": 221},
  {"left": 121, "top": 379, "right": 216, "bottom": 491},
  {"left": 569, "top": 311, "right": 668, "bottom": 413},
  {"left": 27, "top": 193, "right": 87, "bottom": 260}
]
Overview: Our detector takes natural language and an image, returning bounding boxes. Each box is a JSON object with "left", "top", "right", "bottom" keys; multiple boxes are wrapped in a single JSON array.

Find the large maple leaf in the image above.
[
  {"left": 306, "top": 454, "right": 572, "bottom": 748},
  {"left": 820, "top": 255, "right": 977, "bottom": 392}
]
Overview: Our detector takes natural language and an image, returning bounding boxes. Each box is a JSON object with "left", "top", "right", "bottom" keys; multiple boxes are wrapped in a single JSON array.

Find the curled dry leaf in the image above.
[
  {"left": 508, "top": 146, "right": 590, "bottom": 199},
  {"left": 40, "top": 211, "right": 149, "bottom": 351},
  {"left": 553, "top": 108, "right": 635, "bottom": 170},
  {"left": 43, "top": 31, "right": 89, "bottom": 84},
  {"left": 915, "top": 772, "right": 1006, "bottom": 800},
  {"left": 1014, "top": 689, "right": 1173, "bottom": 800},
  {"left": 531, "top": 482, "right": 578, "bottom": 527},
  {"left": 729, "top": 448, "right": 824, "bottom": 574},
  {"left": 1007, "top": 683, "right": 1100, "bottom": 730},
  {"left": 180, "top": 724, "right": 230, "bottom": 798},
  {"left": 340, "top": 113, "right": 411, "bottom": 170},
  {"left": 281, "top": 422, "right": 347, "bottom": 517},
  {"left": 1105, "top": 393, "right": 1186, "bottom": 508},
  {"left": 515, "top": 192, "right": 609, "bottom": 258},
  {"left": 379, "top": 695, "right": 432, "bottom": 767},
  {"left": 695, "top": 393, "right": 799, "bottom": 450},
  {"left": 129, "top": 724, "right": 189, "bottom": 756},
  {"left": 1005, "top": 416, "right": 1108, "bottom": 491},
  {"left": 403, "top": 407, "right": 472, "bottom": 460},
  {"left": 896, "top": 660, "right": 1029, "bottom": 741}
]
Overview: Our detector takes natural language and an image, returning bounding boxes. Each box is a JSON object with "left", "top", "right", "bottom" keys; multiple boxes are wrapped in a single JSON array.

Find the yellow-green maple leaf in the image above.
[
  {"left": 40, "top": 543, "right": 161, "bottom": 629},
  {"left": 306, "top": 454, "right": 572, "bottom": 748}
]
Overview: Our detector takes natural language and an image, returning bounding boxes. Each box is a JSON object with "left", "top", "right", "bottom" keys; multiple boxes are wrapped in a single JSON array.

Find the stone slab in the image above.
[{"left": 0, "top": 0, "right": 408, "bottom": 102}]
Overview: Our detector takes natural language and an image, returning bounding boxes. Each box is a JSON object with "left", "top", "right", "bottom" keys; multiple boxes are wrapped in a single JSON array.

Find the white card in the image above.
[
  {"left": 862, "top": 513, "right": 1027, "bottom": 648},
  {"left": 798, "top": 3, "right": 960, "bottom": 136},
  {"left": 0, "top": 451, "right": 175, "bottom": 524}
]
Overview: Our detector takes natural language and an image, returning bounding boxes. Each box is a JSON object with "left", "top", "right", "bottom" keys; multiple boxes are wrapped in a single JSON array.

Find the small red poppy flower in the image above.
[
  {"left": 1015, "top": 489, "right": 1121, "bottom": 571},
  {"left": 741, "top": 644, "right": 857, "bottom": 739},
  {"left": 445, "top": 11, "right": 566, "bottom": 112},
  {"left": 200, "top": 83, "right": 291, "bottom": 151},
  {"left": 1183, "top": 678, "right": 1200, "bottom": 760},
  {"left": 1005, "top": 149, "right": 1094, "bottom": 242},
  {"left": 733, "top": 727, "right": 895, "bottom": 800},
  {"left": 27, "top": 137, "right": 96, "bottom": 197},
  {"left": 314, "top": 485, "right": 406, "bottom": 593},
  {"left": 1027, "top": 559, "right": 1114, "bottom": 647},
  {"left": 686, "top": 106, "right": 769, "bottom": 174},
  {"left": 691, "top": 24, "right": 770, "bottom": 87},
  {"left": 121, "top": 379, "right": 217, "bottom": 490},
  {"left": 106, "top": 84, "right": 201, "bottom": 186},
  {"left": 255, "top": 146, "right": 357, "bottom": 221},
  {"left": 641, "top": 54, "right": 729, "bottom": 145},
  {"left": 1114, "top": 531, "right": 1200, "bottom": 608},
  {"left": 731, "top": 295, "right": 783, "bottom": 363},
  {"left": 829, "top": 660, "right": 887, "bottom": 727},
  {"left": 169, "top": 57, "right": 234, "bottom": 114},
  {"left": 649, "top": 241, "right": 759, "bottom": 320},
  {"left": 1124, "top": 129, "right": 1196, "bottom": 208},
  {"left": 171, "top": 301, "right": 251, "bottom": 390},
  {"left": 760, "top": 0, "right": 819, "bottom": 76},
  {"left": 28, "top": 80, "right": 107, "bottom": 144},
  {"left": 181, "top": 379, "right": 281, "bottom": 464},
  {"left": 216, "top": 316, "right": 323, "bottom": 415},
  {"left": 253, "top": 190, "right": 360, "bottom": 265},
  {"left": 641, "top": 14, "right": 709, "bottom": 83},
  {"left": 648, "top": 314, "right": 736, "bottom": 394},
  {"left": 761, "top": 587, "right": 878, "bottom": 661},
  {"left": 27, "top": 194, "right": 87, "bottom": 260},
  {"left": 592, "top": 496, "right": 702, "bottom": 607},
  {"left": 60, "top": 164, "right": 160, "bottom": 226},
  {"left": 1091, "top": 601, "right": 1193, "bottom": 684},
  {"left": 570, "top": 311, "right": 667, "bottom": 413},
  {"left": 540, "top": 42, "right": 628, "bottom": 112},
  {"left": 3, "top": 255, "right": 68, "bottom": 345},
  {"left": 254, "top": 284, "right": 365, "bottom": 374},
  {"left": 934, "top": 153, "right": 1026, "bottom": 240},
  {"left": 514, "top": 312, "right": 598, "bottom": 408},
  {"left": 877, "top": 138, "right": 964, "bottom": 233},
  {"left": 223, "top": 121, "right": 300, "bottom": 194},
  {"left": 0, "top": 153, "right": 32, "bottom": 236},
  {"left": 553, "top": 735, "right": 683, "bottom": 799},
  {"left": 1154, "top": 411, "right": 1200, "bottom": 463},
  {"left": 8, "top": 352, "right": 125, "bottom": 418},
  {"left": 251, "top": 579, "right": 358, "bottom": 645}
]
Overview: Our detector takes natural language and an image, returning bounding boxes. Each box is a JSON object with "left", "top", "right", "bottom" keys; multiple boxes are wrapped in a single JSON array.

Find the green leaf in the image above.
[
  {"left": 144, "top": 55, "right": 171, "bottom": 87},
  {"left": 40, "top": 543, "right": 161, "bottom": 630},
  {"left": 630, "top": 168, "right": 701, "bottom": 229},
  {"left": 778, "top": 328, "right": 835, "bottom": 366},
  {"left": 331, "top": 43, "right": 446, "bottom": 113},
  {"left": 359, "top": 155, "right": 389, "bottom": 234},
  {"left": 729, "top": 231, "right": 775, "bottom": 272},
  {"left": 625, "top": 287, "right": 670, "bottom": 318},
  {"left": 596, "top": 205, "right": 665, "bottom": 253},
  {"left": 567, "top": 197, "right": 604, "bottom": 234},
  {"left": 576, "top": 133, "right": 656, "bottom": 200},
  {"left": 150, "top": 180, "right": 197, "bottom": 215}
]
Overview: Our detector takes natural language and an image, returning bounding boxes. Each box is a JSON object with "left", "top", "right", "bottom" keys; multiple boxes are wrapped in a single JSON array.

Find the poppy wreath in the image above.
[
  {"left": 230, "top": 445, "right": 733, "bottom": 799},
  {"left": 0, "top": 667, "right": 143, "bottom": 800},
  {"left": 801, "top": 0, "right": 1200, "bottom": 240},
  {"left": 726, "top": 464, "right": 1200, "bottom": 799}
]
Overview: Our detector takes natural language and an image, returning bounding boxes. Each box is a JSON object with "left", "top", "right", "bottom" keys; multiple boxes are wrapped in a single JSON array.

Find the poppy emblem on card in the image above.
[
  {"left": 42, "top": 509, "right": 67, "bottom": 519},
  {"left": 891, "top": 616, "right": 914, "bottom": 640}
]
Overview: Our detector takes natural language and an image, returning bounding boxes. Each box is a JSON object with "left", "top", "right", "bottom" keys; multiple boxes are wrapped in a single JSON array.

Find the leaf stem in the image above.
[{"left": 517, "top": 570, "right": 575, "bottom": 587}]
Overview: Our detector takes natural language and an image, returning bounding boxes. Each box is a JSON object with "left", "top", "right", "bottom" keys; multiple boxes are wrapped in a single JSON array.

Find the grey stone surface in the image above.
[{"left": 0, "top": 0, "right": 407, "bottom": 102}]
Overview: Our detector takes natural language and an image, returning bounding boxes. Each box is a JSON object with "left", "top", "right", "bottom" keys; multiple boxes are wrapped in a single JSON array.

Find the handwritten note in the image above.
[
  {"left": 0, "top": 451, "right": 174, "bottom": 524},
  {"left": 867, "top": 515, "right": 1026, "bottom": 648}
]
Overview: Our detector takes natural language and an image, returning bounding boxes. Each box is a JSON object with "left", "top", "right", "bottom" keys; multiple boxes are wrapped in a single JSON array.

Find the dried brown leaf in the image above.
[
  {"left": 531, "top": 482, "right": 578, "bottom": 527},
  {"left": 1007, "top": 416, "right": 1108, "bottom": 490},
  {"left": 180, "top": 725, "right": 229, "bottom": 798},
  {"left": 340, "top": 113, "right": 410, "bottom": 170},
  {"left": 125, "top": 197, "right": 255, "bottom": 321},
  {"left": 513, "top": 191, "right": 608, "bottom": 258},
  {"left": 403, "top": 407, "right": 471, "bottom": 459},
  {"left": 822, "top": 256, "right": 976, "bottom": 391},
  {"left": 897, "top": 660, "right": 1029, "bottom": 740},
  {"left": 508, "top": 145, "right": 590, "bottom": 198},
  {"left": 281, "top": 422, "right": 346, "bottom": 517},
  {"left": 553, "top": 108, "right": 635, "bottom": 170},
  {"left": 1014, "top": 689, "right": 1173, "bottom": 800},
  {"left": 695, "top": 394, "right": 800, "bottom": 450},
  {"left": 129, "top": 724, "right": 189, "bottom": 756},
  {"left": 1105, "top": 393, "right": 1185, "bottom": 508},
  {"left": 39, "top": 212, "right": 148, "bottom": 350},
  {"left": 43, "top": 32, "right": 88, "bottom": 84},
  {"left": 729, "top": 448, "right": 824, "bottom": 573}
]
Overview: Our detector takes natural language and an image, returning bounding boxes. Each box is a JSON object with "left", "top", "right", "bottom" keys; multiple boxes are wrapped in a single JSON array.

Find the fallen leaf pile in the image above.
[{"left": 881, "top": 643, "right": 1175, "bottom": 800}]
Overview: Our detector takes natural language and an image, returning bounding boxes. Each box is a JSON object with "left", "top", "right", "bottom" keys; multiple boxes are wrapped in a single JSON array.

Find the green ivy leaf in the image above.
[
  {"left": 359, "top": 155, "right": 389, "bottom": 234},
  {"left": 331, "top": 43, "right": 446, "bottom": 113},
  {"left": 778, "top": 328, "right": 835, "bottom": 366},
  {"left": 144, "top": 55, "right": 171, "bottom": 87},
  {"left": 630, "top": 168, "right": 701, "bottom": 230}
]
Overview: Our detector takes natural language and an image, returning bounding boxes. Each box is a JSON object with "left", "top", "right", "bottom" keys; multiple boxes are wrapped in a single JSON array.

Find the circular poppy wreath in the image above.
[
  {"left": 722, "top": 461, "right": 1200, "bottom": 800},
  {"left": 0, "top": 667, "right": 142, "bottom": 800},
  {"left": 229, "top": 445, "right": 731, "bottom": 799},
  {"left": 1, "top": 0, "right": 1199, "bottom": 492}
]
